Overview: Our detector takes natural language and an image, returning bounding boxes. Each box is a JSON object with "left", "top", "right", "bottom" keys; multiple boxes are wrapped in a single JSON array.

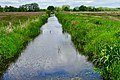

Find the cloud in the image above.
[
  {"left": 87, "top": 0, "right": 120, "bottom": 8},
  {"left": 37, "top": 0, "right": 94, "bottom": 8},
  {"left": 0, "top": 0, "right": 119, "bottom": 8},
  {"left": 0, "top": 0, "right": 19, "bottom": 3}
]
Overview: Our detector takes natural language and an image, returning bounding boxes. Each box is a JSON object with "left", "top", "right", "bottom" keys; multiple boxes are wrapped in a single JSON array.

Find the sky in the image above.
[{"left": 0, "top": 0, "right": 120, "bottom": 8}]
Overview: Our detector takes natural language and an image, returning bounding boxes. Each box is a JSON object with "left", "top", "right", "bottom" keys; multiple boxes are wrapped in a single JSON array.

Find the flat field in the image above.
[{"left": 66, "top": 11, "right": 120, "bottom": 20}]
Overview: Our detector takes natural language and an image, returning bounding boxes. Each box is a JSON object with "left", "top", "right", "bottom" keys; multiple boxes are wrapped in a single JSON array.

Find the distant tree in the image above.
[
  {"left": 92, "top": 7, "right": 97, "bottom": 11},
  {"left": 3, "top": 6, "right": 18, "bottom": 12},
  {"left": 19, "top": 3, "right": 40, "bottom": 12},
  {"left": 31, "top": 3, "right": 40, "bottom": 11},
  {"left": 40, "top": 9, "right": 46, "bottom": 11},
  {"left": 46, "top": 6, "right": 55, "bottom": 17},
  {"left": 96, "top": 7, "right": 104, "bottom": 11},
  {"left": 8, "top": 6, "right": 18, "bottom": 12},
  {"left": 28, "top": 4, "right": 32, "bottom": 11},
  {"left": 64, "top": 7, "right": 69, "bottom": 11},
  {"left": 55, "top": 7, "right": 62, "bottom": 12},
  {"left": 86, "top": 6, "right": 91, "bottom": 11},
  {"left": 73, "top": 7, "right": 79, "bottom": 11},
  {"left": 117, "top": 8, "right": 120, "bottom": 10},
  {"left": 79, "top": 5, "right": 87, "bottom": 11},
  {"left": 4, "top": 6, "right": 9, "bottom": 12},
  {"left": 28, "top": 3, "right": 39, "bottom": 11},
  {"left": 18, "top": 6, "right": 26, "bottom": 12},
  {"left": 72, "top": 5, "right": 119, "bottom": 12},
  {"left": 47, "top": 6, "right": 55, "bottom": 11},
  {"left": 87, "top": 6, "right": 96, "bottom": 11},
  {"left": 0, "top": 5, "right": 3, "bottom": 12},
  {"left": 62, "top": 5, "right": 70, "bottom": 11}
]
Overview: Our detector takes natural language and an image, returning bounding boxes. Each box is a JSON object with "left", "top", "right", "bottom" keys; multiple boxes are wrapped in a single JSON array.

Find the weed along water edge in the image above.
[
  {"left": 56, "top": 13, "right": 120, "bottom": 79},
  {"left": 0, "top": 13, "right": 48, "bottom": 78},
  {"left": 1, "top": 16, "right": 102, "bottom": 80}
]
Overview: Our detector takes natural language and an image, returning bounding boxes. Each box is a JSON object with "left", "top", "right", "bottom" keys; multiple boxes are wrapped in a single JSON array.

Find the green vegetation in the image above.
[
  {"left": 73, "top": 5, "right": 119, "bottom": 11},
  {"left": 47, "top": 6, "right": 55, "bottom": 11},
  {"left": 19, "top": 3, "right": 40, "bottom": 12},
  {"left": 57, "top": 13, "right": 120, "bottom": 80},
  {"left": 0, "top": 12, "right": 47, "bottom": 68},
  {"left": 62, "top": 5, "right": 70, "bottom": 11},
  {"left": 46, "top": 6, "right": 55, "bottom": 16},
  {"left": 1, "top": 4, "right": 119, "bottom": 12},
  {"left": 0, "top": 3, "right": 46, "bottom": 12}
]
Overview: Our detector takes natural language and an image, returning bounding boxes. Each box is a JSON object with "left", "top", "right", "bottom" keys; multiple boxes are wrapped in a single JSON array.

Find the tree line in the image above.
[
  {"left": 47, "top": 5, "right": 119, "bottom": 12},
  {"left": 0, "top": 3, "right": 46, "bottom": 12},
  {"left": 73, "top": 5, "right": 119, "bottom": 11},
  {"left": 0, "top": 3, "right": 119, "bottom": 12}
]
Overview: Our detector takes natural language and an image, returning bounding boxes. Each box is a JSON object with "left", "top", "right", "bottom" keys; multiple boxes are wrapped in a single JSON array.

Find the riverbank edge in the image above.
[
  {"left": 56, "top": 13, "right": 120, "bottom": 80},
  {"left": 0, "top": 15, "right": 48, "bottom": 76}
]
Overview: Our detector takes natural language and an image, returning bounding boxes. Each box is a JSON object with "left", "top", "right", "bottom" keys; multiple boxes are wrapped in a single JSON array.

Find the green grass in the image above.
[
  {"left": 57, "top": 13, "right": 120, "bottom": 80},
  {"left": 0, "top": 13, "right": 48, "bottom": 72}
]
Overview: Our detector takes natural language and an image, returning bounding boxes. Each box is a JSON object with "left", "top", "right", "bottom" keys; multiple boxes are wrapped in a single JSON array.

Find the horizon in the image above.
[{"left": 0, "top": 0, "right": 120, "bottom": 9}]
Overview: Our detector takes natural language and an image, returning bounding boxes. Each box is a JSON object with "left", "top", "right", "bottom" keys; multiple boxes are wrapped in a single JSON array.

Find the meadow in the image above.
[
  {"left": 57, "top": 12, "right": 120, "bottom": 80},
  {"left": 0, "top": 12, "right": 48, "bottom": 75}
]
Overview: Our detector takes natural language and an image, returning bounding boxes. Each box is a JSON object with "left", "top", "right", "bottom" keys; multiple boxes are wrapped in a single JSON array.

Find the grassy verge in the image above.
[
  {"left": 0, "top": 12, "right": 48, "bottom": 75},
  {"left": 57, "top": 13, "right": 120, "bottom": 80}
]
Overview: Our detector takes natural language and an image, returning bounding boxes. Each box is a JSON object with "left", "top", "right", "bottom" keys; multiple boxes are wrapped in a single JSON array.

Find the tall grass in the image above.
[
  {"left": 57, "top": 13, "right": 120, "bottom": 80},
  {"left": 0, "top": 13, "right": 48, "bottom": 75}
]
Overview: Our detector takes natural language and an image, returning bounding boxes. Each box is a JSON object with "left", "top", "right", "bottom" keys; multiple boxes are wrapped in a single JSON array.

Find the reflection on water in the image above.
[{"left": 1, "top": 16, "right": 102, "bottom": 80}]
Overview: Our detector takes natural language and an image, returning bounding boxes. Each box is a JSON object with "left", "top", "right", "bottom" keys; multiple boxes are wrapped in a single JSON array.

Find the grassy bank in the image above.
[
  {"left": 0, "top": 12, "right": 48, "bottom": 75},
  {"left": 57, "top": 13, "right": 120, "bottom": 80}
]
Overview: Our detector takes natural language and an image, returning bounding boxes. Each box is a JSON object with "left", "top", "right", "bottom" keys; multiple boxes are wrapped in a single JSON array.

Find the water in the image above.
[{"left": 1, "top": 16, "right": 102, "bottom": 80}]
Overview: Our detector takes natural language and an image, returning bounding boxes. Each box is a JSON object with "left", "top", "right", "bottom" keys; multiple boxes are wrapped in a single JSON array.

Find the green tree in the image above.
[
  {"left": 73, "top": 7, "right": 79, "bottom": 11},
  {"left": 9, "top": 6, "right": 18, "bottom": 12},
  {"left": 87, "top": 6, "right": 96, "bottom": 11},
  {"left": 62, "top": 5, "right": 70, "bottom": 11},
  {"left": 47, "top": 6, "right": 55, "bottom": 11},
  {"left": 55, "top": 7, "right": 62, "bottom": 12},
  {"left": 19, "top": 6, "right": 27, "bottom": 12},
  {"left": 4, "top": 6, "right": 9, "bottom": 12},
  {"left": 0, "top": 5, "right": 3, "bottom": 12},
  {"left": 47, "top": 6, "right": 55, "bottom": 17},
  {"left": 31, "top": 3, "right": 40, "bottom": 11},
  {"left": 79, "top": 5, "right": 87, "bottom": 11},
  {"left": 19, "top": 3, "right": 40, "bottom": 12}
]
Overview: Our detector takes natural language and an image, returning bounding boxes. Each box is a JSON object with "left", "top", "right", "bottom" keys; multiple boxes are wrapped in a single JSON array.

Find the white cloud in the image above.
[
  {"left": 0, "top": 0, "right": 19, "bottom": 3},
  {"left": 0, "top": 0, "right": 119, "bottom": 8},
  {"left": 21, "top": 0, "right": 94, "bottom": 4}
]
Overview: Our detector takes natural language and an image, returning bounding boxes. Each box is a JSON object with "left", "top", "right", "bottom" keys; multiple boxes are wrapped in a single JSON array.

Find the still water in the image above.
[{"left": 1, "top": 16, "right": 102, "bottom": 80}]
